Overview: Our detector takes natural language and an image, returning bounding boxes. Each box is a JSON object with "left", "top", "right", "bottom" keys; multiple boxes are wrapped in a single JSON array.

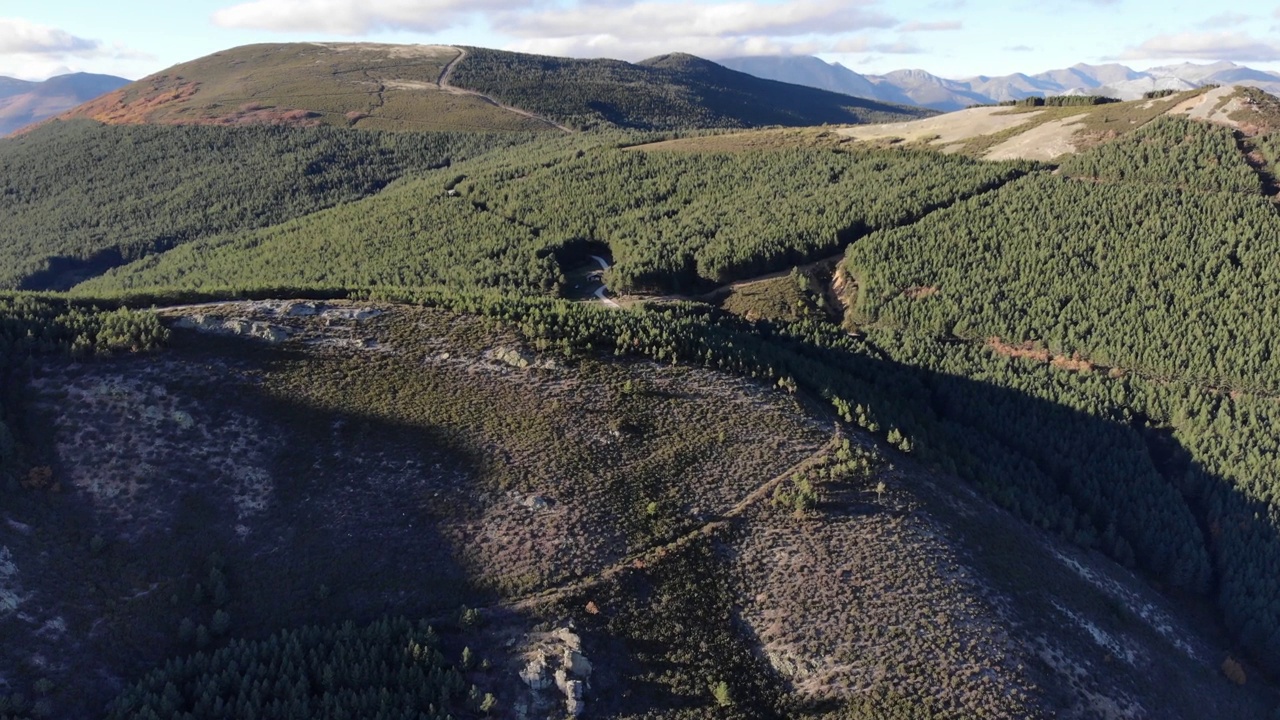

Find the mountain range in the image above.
[
  {"left": 0, "top": 72, "right": 129, "bottom": 135},
  {"left": 718, "top": 56, "right": 1280, "bottom": 111}
]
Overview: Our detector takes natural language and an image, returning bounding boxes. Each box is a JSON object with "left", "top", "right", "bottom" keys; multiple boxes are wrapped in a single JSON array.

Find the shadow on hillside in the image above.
[
  {"left": 3, "top": 312, "right": 1279, "bottom": 718},
  {"left": 1, "top": 335, "right": 506, "bottom": 717}
]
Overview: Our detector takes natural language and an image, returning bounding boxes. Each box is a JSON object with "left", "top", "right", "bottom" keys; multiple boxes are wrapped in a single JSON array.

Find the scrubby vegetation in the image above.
[
  {"left": 0, "top": 294, "right": 166, "bottom": 478},
  {"left": 449, "top": 48, "right": 930, "bottom": 131},
  {"left": 0, "top": 121, "right": 536, "bottom": 289}
]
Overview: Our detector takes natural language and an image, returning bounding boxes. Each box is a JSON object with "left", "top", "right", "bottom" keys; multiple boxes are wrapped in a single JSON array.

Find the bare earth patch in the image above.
[
  {"left": 985, "top": 115, "right": 1088, "bottom": 161},
  {"left": 837, "top": 106, "right": 1043, "bottom": 147}
]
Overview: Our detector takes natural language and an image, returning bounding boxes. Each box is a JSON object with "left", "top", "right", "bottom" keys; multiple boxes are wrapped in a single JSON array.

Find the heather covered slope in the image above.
[
  {"left": 46, "top": 43, "right": 557, "bottom": 133},
  {"left": 0, "top": 298, "right": 1267, "bottom": 719},
  {"left": 47, "top": 43, "right": 930, "bottom": 135}
]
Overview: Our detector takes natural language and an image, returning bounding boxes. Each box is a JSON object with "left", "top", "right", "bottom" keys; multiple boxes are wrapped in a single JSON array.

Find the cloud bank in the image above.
[
  {"left": 0, "top": 17, "right": 101, "bottom": 56},
  {"left": 212, "top": 0, "right": 923, "bottom": 59},
  {"left": 0, "top": 18, "right": 151, "bottom": 80},
  {"left": 1120, "top": 31, "right": 1280, "bottom": 62}
]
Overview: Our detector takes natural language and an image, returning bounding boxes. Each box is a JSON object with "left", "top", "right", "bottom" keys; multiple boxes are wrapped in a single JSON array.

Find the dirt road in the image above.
[{"left": 437, "top": 48, "right": 575, "bottom": 133}]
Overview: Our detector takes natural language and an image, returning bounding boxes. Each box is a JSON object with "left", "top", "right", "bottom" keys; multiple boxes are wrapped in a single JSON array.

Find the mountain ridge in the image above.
[
  {"left": 43, "top": 43, "right": 929, "bottom": 134},
  {"left": 718, "top": 55, "right": 1280, "bottom": 110}
]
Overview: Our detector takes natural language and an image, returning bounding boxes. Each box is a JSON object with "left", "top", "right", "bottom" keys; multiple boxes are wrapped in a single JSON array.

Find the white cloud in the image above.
[
  {"left": 211, "top": 0, "right": 902, "bottom": 60},
  {"left": 0, "top": 17, "right": 99, "bottom": 55},
  {"left": 496, "top": 0, "right": 897, "bottom": 61},
  {"left": 212, "top": 0, "right": 515, "bottom": 35},
  {"left": 1119, "top": 31, "right": 1280, "bottom": 62},
  {"left": 1202, "top": 12, "right": 1250, "bottom": 28},
  {"left": 900, "top": 20, "right": 961, "bottom": 32},
  {"left": 494, "top": 0, "right": 894, "bottom": 40},
  {"left": 0, "top": 19, "right": 152, "bottom": 80},
  {"left": 831, "top": 35, "right": 921, "bottom": 54},
  {"left": 508, "top": 34, "right": 826, "bottom": 61}
]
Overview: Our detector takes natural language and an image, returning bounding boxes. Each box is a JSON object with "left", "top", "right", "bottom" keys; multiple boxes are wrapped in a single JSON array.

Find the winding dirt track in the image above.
[
  {"left": 437, "top": 48, "right": 575, "bottom": 133},
  {"left": 500, "top": 429, "right": 844, "bottom": 612}
]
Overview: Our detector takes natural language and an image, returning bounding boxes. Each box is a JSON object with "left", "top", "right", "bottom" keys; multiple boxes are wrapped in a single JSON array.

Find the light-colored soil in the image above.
[
  {"left": 725, "top": 452, "right": 1254, "bottom": 719},
  {"left": 1170, "top": 85, "right": 1245, "bottom": 126},
  {"left": 985, "top": 115, "right": 1088, "bottom": 161},
  {"left": 837, "top": 106, "right": 1043, "bottom": 146}
]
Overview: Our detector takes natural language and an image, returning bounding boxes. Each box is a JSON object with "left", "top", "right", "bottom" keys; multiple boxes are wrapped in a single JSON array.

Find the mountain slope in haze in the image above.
[
  {"left": 48, "top": 43, "right": 930, "bottom": 135},
  {"left": 0, "top": 72, "right": 128, "bottom": 135},
  {"left": 721, "top": 55, "right": 1280, "bottom": 110},
  {"left": 713, "top": 54, "right": 881, "bottom": 99},
  {"left": 0, "top": 77, "right": 35, "bottom": 97}
]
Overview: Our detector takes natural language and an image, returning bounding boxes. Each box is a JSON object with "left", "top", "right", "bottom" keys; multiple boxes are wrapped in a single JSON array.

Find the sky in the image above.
[{"left": 4, "top": 0, "right": 1280, "bottom": 81}]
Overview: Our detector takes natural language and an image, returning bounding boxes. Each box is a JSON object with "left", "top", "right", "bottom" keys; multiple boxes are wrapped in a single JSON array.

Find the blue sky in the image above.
[{"left": 5, "top": 0, "right": 1280, "bottom": 81}]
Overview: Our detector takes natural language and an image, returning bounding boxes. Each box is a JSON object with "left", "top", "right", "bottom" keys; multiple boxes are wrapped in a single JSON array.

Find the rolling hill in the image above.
[
  {"left": 46, "top": 43, "right": 930, "bottom": 135},
  {"left": 6, "top": 39, "right": 1280, "bottom": 720},
  {"left": 827, "top": 84, "right": 1277, "bottom": 162},
  {"left": 0, "top": 72, "right": 128, "bottom": 135}
]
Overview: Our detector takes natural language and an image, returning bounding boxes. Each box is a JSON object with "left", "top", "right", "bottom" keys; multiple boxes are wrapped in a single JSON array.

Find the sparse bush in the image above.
[
  {"left": 710, "top": 680, "right": 732, "bottom": 707},
  {"left": 1223, "top": 656, "right": 1247, "bottom": 685}
]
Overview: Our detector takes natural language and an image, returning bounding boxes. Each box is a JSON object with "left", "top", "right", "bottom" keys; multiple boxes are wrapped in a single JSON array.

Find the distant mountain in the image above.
[
  {"left": 719, "top": 56, "right": 1280, "bottom": 111},
  {"left": 0, "top": 77, "right": 36, "bottom": 98},
  {"left": 0, "top": 72, "right": 128, "bottom": 135},
  {"left": 717, "top": 55, "right": 881, "bottom": 99}
]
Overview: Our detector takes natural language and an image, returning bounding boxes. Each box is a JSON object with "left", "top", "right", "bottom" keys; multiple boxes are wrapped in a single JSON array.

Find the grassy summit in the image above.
[{"left": 48, "top": 43, "right": 931, "bottom": 135}]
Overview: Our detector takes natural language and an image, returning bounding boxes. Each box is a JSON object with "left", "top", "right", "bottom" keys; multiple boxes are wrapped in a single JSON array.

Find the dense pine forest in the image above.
[
  {"left": 0, "top": 122, "right": 538, "bottom": 290},
  {"left": 80, "top": 136, "right": 1028, "bottom": 295},
  {"left": 447, "top": 48, "right": 931, "bottom": 131},
  {"left": 6, "top": 64, "right": 1280, "bottom": 719}
]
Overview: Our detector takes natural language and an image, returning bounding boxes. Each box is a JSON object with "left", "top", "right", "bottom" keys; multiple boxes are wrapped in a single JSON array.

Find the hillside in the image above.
[
  {"left": 45, "top": 43, "right": 556, "bottom": 134},
  {"left": 829, "top": 85, "right": 1278, "bottom": 161},
  {"left": 0, "top": 120, "right": 537, "bottom": 290},
  {"left": 0, "top": 72, "right": 128, "bottom": 135},
  {"left": 7, "top": 41, "right": 1280, "bottom": 720},
  {"left": 447, "top": 49, "right": 929, "bottom": 130},
  {"left": 0, "top": 297, "right": 1268, "bottom": 719},
  {"left": 47, "top": 43, "right": 929, "bottom": 135},
  {"left": 76, "top": 134, "right": 1026, "bottom": 296}
]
